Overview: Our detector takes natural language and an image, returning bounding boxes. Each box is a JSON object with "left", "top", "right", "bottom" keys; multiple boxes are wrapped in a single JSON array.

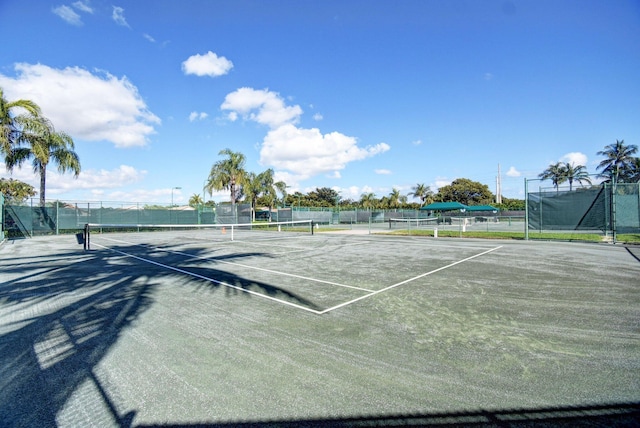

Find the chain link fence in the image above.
[{"left": 525, "top": 179, "right": 640, "bottom": 241}]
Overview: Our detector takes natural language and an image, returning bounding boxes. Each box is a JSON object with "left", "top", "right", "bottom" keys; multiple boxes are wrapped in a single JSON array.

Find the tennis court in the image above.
[{"left": 1, "top": 227, "right": 639, "bottom": 426}]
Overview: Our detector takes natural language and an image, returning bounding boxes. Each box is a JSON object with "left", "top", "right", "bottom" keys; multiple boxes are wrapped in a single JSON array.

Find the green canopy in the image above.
[
  {"left": 465, "top": 205, "right": 499, "bottom": 212},
  {"left": 420, "top": 202, "right": 468, "bottom": 211}
]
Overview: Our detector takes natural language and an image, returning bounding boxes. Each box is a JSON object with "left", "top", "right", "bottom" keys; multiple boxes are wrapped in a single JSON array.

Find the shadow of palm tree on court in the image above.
[{"left": 0, "top": 238, "right": 319, "bottom": 427}]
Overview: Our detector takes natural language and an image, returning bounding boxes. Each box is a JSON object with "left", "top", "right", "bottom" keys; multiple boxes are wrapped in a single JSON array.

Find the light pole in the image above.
[{"left": 171, "top": 187, "right": 181, "bottom": 224}]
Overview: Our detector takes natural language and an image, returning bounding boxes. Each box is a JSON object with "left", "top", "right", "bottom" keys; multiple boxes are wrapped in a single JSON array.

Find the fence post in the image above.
[
  {"left": 612, "top": 176, "right": 617, "bottom": 244},
  {"left": 524, "top": 178, "right": 529, "bottom": 240}
]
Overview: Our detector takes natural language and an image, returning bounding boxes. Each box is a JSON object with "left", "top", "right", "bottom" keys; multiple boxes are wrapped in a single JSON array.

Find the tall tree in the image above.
[
  {"left": 596, "top": 140, "right": 638, "bottom": 183},
  {"left": 408, "top": 183, "right": 434, "bottom": 205},
  {"left": 5, "top": 115, "right": 80, "bottom": 207},
  {"left": 563, "top": 162, "right": 591, "bottom": 190},
  {"left": 308, "top": 187, "right": 339, "bottom": 207},
  {"left": 1, "top": 87, "right": 41, "bottom": 156},
  {"left": 538, "top": 162, "right": 567, "bottom": 191},
  {"left": 436, "top": 178, "right": 493, "bottom": 205},
  {"left": 205, "top": 149, "right": 247, "bottom": 207}
]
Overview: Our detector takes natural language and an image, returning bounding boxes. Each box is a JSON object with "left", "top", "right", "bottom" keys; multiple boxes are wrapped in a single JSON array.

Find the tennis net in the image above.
[
  {"left": 83, "top": 219, "right": 314, "bottom": 250},
  {"left": 388, "top": 217, "right": 439, "bottom": 229}
]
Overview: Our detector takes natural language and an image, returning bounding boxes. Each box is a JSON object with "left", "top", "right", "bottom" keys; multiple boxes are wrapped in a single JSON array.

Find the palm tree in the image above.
[
  {"left": 596, "top": 140, "right": 639, "bottom": 183},
  {"left": 359, "top": 192, "right": 377, "bottom": 209},
  {"left": 563, "top": 163, "right": 591, "bottom": 190},
  {"left": 205, "top": 149, "right": 247, "bottom": 208},
  {"left": 1, "top": 87, "right": 41, "bottom": 156},
  {"left": 189, "top": 194, "right": 204, "bottom": 208},
  {"left": 5, "top": 115, "right": 80, "bottom": 207},
  {"left": 241, "top": 169, "right": 286, "bottom": 220},
  {"left": 538, "top": 162, "right": 567, "bottom": 192},
  {"left": 274, "top": 180, "right": 287, "bottom": 207},
  {"left": 627, "top": 157, "right": 640, "bottom": 183},
  {"left": 242, "top": 171, "right": 261, "bottom": 221},
  {"left": 408, "top": 183, "right": 433, "bottom": 205},
  {"left": 258, "top": 169, "right": 286, "bottom": 215},
  {"left": 388, "top": 188, "right": 401, "bottom": 208}
]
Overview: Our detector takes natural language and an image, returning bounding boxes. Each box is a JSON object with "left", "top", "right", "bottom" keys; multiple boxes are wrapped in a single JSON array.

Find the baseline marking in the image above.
[{"left": 318, "top": 245, "right": 503, "bottom": 314}]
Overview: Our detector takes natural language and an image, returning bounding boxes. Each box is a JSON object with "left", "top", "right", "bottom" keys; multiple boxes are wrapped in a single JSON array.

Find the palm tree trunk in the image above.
[
  {"left": 39, "top": 164, "right": 46, "bottom": 207},
  {"left": 230, "top": 177, "right": 236, "bottom": 222}
]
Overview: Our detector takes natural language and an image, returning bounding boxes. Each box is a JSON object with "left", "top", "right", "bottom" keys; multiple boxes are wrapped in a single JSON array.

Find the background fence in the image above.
[
  {"left": 1, "top": 199, "right": 514, "bottom": 238},
  {"left": 4, "top": 181, "right": 637, "bottom": 240},
  {"left": 526, "top": 180, "right": 640, "bottom": 240}
]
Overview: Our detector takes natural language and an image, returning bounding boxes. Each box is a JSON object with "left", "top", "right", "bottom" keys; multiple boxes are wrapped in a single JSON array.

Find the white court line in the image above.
[
  {"left": 91, "top": 242, "right": 325, "bottom": 315},
  {"left": 96, "top": 236, "right": 374, "bottom": 293},
  {"left": 317, "top": 245, "right": 503, "bottom": 314},
  {"left": 92, "top": 238, "right": 501, "bottom": 315}
]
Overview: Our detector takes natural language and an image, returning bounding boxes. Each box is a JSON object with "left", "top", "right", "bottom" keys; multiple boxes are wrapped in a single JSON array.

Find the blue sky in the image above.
[{"left": 1, "top": 0, "right": 639, "bottom": 205}]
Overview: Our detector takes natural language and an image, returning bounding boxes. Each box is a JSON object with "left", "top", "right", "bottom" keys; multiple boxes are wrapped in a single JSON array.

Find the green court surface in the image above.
[{"left": 1, "top": 231, "right": 639, "bottom": 427}]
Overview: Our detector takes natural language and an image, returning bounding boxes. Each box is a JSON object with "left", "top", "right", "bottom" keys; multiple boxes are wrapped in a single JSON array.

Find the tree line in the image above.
[
  {"left": 202, "top": 148, "right": 525, "bottom": 212},
  {"left": 2, "top": 87, "right": 637, "bottom": 210},
  {"left": 538, "top": 140, "right": 639, "bottom": 190},
  {"left": 204, "top": 141, "right": 639, "bottom": 215}
]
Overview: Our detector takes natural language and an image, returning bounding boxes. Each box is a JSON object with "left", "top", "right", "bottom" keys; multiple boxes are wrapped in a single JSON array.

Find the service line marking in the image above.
[
  {"left": 95, "top": 236, "right": 374, "bottom": 292},
  {"left": 91, "top": 242, "right": 326, "bottom": 314},
  {"left": 317, "top": 245, "right": 503, "bottom": 314}
]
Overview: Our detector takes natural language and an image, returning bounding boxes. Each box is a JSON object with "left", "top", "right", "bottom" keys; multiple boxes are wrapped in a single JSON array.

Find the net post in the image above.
[
  {"left": 311, "top": 220, "right": 314, "bottom": 235},
  {"left": 84, "top": 223, "right": 90, "bottom": 251}
]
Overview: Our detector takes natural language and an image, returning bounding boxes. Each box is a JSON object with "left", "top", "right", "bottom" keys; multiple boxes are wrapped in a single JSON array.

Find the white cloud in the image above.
[
  {"left": 1, "top": 163, "right": 146, "bottom": 196},
  {"left": 412, "top": 139, "right": 422, "bottom": 146},
  {"left": 112, "top": 6, "right": 129, "bottom": 27},
  {"left": 0, "top": 63, "right": 161, "bottom": 148},
  {"left": 375, "top": 169, "right": 392, "bottom": 175},
  {"left": 221, "top": 87, "right": 389, "bottom": 183},
  {"left": 260, "top": 124, "right": 390, "bottom": 180},
  {"left": 506, "top": 166, "right": 521, "bottom": 177},
  {"left": 560, "top": 152, "right": 588, "bottom": 166},
  {"left": 143, "top": 33, "right": 155, "bottom": 42},
  {"left": 221, "top": 87, "right": 302, "bottom": 128},
  {"left": 435, "top": 178, "right": 452, "bottom": 189},
  {"left": 52, "top": 5, "right": 83, "bottom": 25},
  {"left": 313, "top": 113, "right": 323, "bottom": 121},
  {"left": 182, "top": 51, "right": 233, "bottom": 77},
  {"left": 72, "top": 1, "right": 93, "bottom": 13},
  {"left": 74, "top": 165, "right": 146, "bottom": 189},
  {"left": 189, "top": 111, "right": 208, "bottom": 122}
]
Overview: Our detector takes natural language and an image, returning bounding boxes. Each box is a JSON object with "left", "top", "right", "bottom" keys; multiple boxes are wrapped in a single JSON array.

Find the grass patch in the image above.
[
  {"left": 385, "top": 229, "right": 607, "bottom": 243},
  {"left": 617, "top": 234, "right": 640, "bottom": 244}
]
